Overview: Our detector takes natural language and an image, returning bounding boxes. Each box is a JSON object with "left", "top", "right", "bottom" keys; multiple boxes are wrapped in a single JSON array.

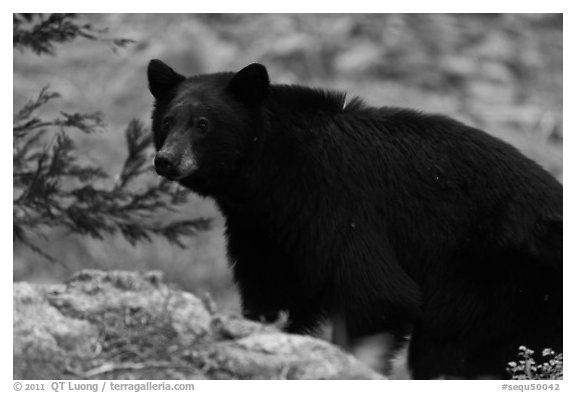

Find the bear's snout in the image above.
[
  {"left": 154, "top": 151, "right": 180, "bottom": 179},
  {"left": 154, "top": 150, "right": 197, "bottom": 180}
]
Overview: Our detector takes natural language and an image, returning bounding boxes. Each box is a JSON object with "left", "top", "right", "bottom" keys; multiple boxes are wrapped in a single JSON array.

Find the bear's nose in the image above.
[{"left": 154, "top": 151, "right": 178, "bottom": 178}]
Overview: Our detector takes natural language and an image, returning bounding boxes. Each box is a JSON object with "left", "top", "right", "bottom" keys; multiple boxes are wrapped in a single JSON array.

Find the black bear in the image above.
[{"left": 147, "top": 60, "right": 562, "bottom": 379}]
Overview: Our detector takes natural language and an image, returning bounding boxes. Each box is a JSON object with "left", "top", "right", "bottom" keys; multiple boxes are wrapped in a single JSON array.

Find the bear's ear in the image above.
[
  {"left": 147, "top": 59, "right": 186, "bottom": 100},
  {"left": 226, "top": 63, "right": 270, "bottom": 105}
]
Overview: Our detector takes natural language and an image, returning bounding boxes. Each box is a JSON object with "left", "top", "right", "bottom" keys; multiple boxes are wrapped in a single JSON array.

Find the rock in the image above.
[{"left": 13, "top": 270, "right": 384, "bottom": 380}]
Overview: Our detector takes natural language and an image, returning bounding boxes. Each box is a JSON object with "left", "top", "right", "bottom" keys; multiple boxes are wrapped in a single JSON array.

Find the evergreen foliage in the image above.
[{"left": 13, "top": 14, "right": 210, "bottom": 262}]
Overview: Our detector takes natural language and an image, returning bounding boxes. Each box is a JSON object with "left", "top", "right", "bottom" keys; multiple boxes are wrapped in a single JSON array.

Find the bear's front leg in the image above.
[{"left": 232, "top": 255, "right": 295, "bottom": 326}]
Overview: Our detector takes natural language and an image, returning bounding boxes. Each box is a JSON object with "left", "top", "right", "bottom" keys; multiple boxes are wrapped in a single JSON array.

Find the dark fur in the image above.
[{"left": 147, "top": 60, "right": 563, "bottom": 379}]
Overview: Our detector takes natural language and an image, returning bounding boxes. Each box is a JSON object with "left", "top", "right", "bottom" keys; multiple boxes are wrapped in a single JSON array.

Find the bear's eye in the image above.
[
  {"left": 197, "top": 117, "right": 209, "bottom": 131},
  {"left": 162, "top": 117, "right": 174, "bottom": 131}
]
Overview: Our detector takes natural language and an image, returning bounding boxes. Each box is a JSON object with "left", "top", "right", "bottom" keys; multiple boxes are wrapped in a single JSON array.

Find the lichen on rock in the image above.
[{"left": 13, "top": 270, "right": 383, "bottom": 380}]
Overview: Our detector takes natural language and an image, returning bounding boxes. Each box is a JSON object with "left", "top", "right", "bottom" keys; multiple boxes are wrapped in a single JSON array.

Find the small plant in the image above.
[{"left": 507, "top": 346, "right": 563, "bottom": 380}]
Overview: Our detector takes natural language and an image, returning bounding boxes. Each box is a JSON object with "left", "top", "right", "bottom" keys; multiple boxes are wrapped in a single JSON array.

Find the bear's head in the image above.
[{"left": 147, "top": 60, "right": 269, "bottom": 194}]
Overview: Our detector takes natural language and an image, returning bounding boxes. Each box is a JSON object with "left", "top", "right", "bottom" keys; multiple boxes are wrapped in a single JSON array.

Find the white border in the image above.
[{"left": 6, "top": 6, "right": 572, "bottom": 392}]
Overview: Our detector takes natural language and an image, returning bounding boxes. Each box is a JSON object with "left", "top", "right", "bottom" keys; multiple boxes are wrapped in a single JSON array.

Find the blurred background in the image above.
[{"left": 13, "top": 14, "right": 563, "bottom": 314}]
